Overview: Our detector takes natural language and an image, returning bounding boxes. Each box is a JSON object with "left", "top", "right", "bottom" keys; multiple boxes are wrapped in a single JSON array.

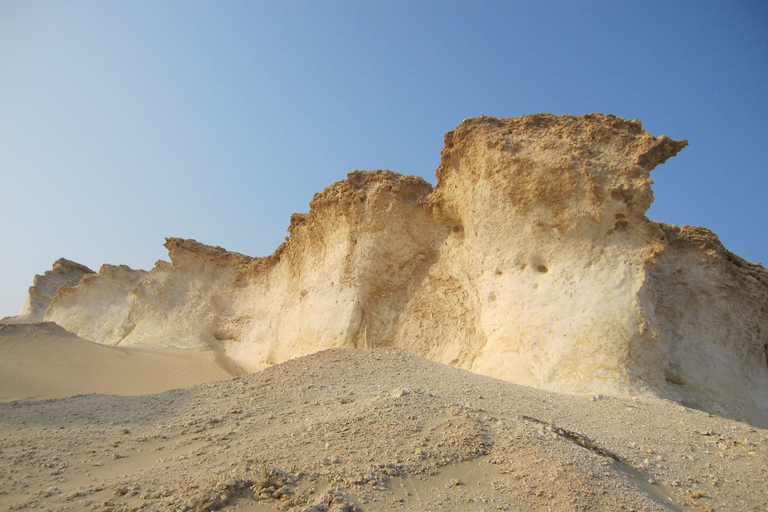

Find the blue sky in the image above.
[{"left": 1, "top": 1, "right": 766, "bottom": 316}]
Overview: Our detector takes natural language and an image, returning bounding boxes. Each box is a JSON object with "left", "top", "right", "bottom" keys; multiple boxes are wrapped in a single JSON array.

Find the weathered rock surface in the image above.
[
  {"left": 3, "top": 258, "right": 94, "bottom": 323},
  {"left": 11, "top": 114, "right": 768, "bottom": 426},
  {"left": 45, "top": 264, "right": 148, "bottom": 345}
]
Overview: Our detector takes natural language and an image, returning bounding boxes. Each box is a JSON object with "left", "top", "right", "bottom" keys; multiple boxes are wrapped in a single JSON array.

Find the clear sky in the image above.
[{"left": 1, "top": 1, "right": 766, "bottom": 316}]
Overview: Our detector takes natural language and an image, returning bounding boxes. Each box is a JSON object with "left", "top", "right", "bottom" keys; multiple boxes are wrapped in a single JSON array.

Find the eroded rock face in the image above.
[
  {"left": 18, "top": 114, "right": 768, "bottom": 425},
  {"left": 409, "top": 115, "right": 688, "bottom": 396},
  {"left": 44, "top": 264, "right": 148, "bottom": 345},
  {"left": 647, "top": 224, "right": 768, "bottom": 424},
  {"left": 5, "top": 259, "right": 94, "bottom": 323}
]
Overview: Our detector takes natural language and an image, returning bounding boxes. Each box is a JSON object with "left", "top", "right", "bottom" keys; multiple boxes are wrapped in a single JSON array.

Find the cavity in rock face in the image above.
[{"left": 11, "top": 113, "right": 768, "bottom": 427}]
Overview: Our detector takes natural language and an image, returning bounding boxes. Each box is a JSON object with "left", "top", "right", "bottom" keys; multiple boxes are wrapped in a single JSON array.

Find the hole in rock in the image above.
[
  {"left": 536, "top": 265, "right": 548, "bottom": 273},
  {"left": 664, "top": 368, "right": 685, "bottom": 386},
  {"left": 213, "top": 331, "right": 230, "bottom": 342},
  {"left": 611, "top": 188, "right": 634, "bottom": 203}
]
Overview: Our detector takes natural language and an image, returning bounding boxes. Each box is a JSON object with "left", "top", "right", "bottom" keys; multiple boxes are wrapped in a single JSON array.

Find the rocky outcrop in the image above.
[
  {"left": 3, "top": 259, "right": 94, "bottom": 323},
  {"left": 15, "top": 114, "right": 768, "bottom": 426},
  {"left": 44, "top": 264, "right": 148, "bottom": 345},
  {"left": 404, "top": 115, "right": 688, "bottom": 397},
  {"left": 647, "top": 224, "right": 768, "bottom": 423}
]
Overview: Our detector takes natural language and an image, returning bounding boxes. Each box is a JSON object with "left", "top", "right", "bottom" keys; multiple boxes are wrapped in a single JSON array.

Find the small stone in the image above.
[{"left": 391, "top": 387, "right": 411, "bottom": 398}]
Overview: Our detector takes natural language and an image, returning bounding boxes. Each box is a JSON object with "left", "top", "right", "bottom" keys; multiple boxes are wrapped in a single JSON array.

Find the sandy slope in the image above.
[
  {"left": 1, "top": 348, "right": 766, "bottom": 512},
  {"left": 0, "top": 323, "right": 237, "bottom": 401}
]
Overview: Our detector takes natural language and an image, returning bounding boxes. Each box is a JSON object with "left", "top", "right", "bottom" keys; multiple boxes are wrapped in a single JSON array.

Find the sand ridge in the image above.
[{"left": 1, "top": 348, "right": 766, "bottom": 511}]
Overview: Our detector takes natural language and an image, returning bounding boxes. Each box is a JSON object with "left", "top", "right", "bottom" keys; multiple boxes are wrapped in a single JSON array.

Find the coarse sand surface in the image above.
[{"left": 0, "top": 326, "right": 766, "bottom": 511}]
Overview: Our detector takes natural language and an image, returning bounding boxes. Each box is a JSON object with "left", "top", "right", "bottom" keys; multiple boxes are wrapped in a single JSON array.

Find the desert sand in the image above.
[
  {"left": 1, "top": 343, "right": 766, "bottom": 511},
  {"left": 0, "top": 323, "right": 237, "bottom": 402}
]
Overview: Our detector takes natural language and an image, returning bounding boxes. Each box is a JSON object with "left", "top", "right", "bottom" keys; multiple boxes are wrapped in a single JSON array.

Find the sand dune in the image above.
[
  {"left": 0, "top": 323, "right": 237, "bottom": 402},
  {"left": 1, "top": 348, "right": 766, "bottom": 511}
]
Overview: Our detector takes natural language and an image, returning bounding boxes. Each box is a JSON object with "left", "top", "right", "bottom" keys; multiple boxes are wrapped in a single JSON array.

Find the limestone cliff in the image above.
[
  {"left": 4, "top": 259, "right": 94, "bottom": 323},
  {"left": 44, "top": 264, "right": 147, "bottom": 345},
  {"left": 13, "top": 114, "right": 768, "bottom": 426}
]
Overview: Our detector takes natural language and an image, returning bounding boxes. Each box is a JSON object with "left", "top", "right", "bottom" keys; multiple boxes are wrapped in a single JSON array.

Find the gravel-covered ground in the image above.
[{"left": 1, "top": 348, "right": 766, "bottom": 511}]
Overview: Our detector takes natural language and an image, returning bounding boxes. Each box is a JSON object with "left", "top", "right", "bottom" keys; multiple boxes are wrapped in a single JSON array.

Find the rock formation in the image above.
[
  {"left": 4, "top": 258, "right": 94, "bottom": 323},
  {"left": 10, "top": 114, "right": 768, "bottom": 426},
  {"left": 44, "top": 264, "right": 148, "bottom": 345}
]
